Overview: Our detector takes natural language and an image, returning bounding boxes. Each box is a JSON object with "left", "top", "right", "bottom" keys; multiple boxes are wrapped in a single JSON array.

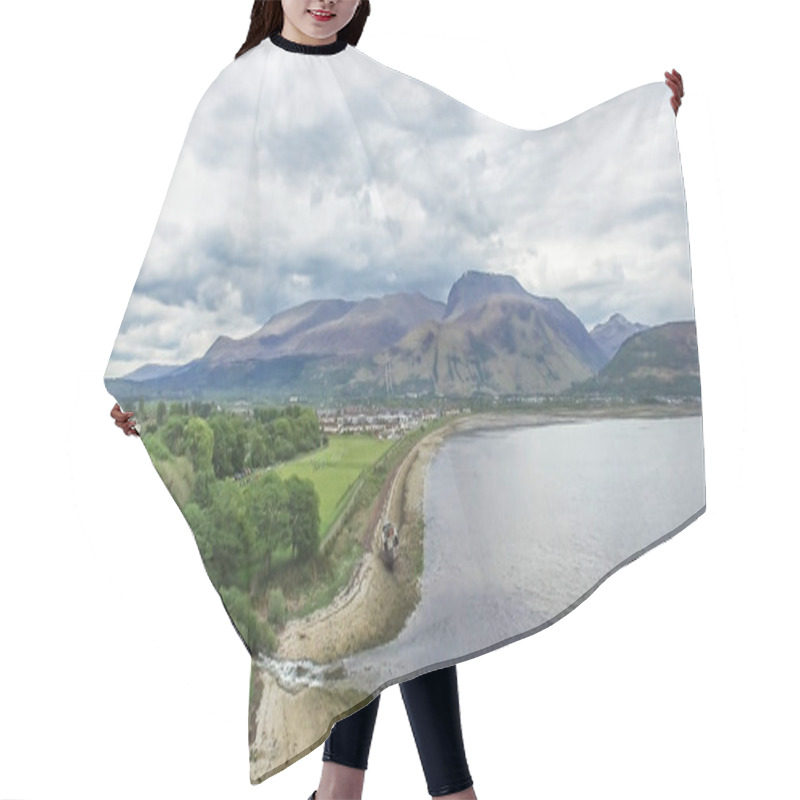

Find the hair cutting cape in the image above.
[{"left": 104, "top": 31, "right": 705, "bottom": 785}]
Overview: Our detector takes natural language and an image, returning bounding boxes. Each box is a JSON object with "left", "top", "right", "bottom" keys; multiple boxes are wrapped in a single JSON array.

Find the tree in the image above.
[
  {"left": 248, "top": 428, "right": 271, "bottom": 469},
  {"left": 271, "top": 416, "right": 295, "bottom": 462},
  {"left": 184, "top": 417, "right": 214, "bottom": 473},
  {"left": 182, "top": 502, "right": 214, "bottom": 569},
  {"left": 161, "top": 416, "right": 187, "bottom": 457},
  {"left": 219, "top": 586, "right": 276, "bottom": 656},
  {"left": 207, "top": 480, "right": 256, "bottom": 592},
  {"left": 210, "top": 414, "right": 247, "bottom": 478},
  {"left": 285, "top": 475, "right": 321, "bottom": 561},
  {"left": 229, "top": 415, "right": 247, "bottom": 474},
  {"left": 192, "top": 467, "right": 215, "bottom": 507},
  {"left": 247, "top": 472, "right": 290, "bottom": 584}
]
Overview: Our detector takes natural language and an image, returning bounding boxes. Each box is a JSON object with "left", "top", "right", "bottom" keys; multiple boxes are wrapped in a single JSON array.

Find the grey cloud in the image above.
[{"left": 108, "top": 57, "right": 692, "bottom": 374}]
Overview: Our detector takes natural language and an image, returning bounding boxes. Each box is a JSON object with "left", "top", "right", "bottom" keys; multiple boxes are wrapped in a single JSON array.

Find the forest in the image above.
[{"left": 135, "top": 400, "right": 325, "bottom": 654}]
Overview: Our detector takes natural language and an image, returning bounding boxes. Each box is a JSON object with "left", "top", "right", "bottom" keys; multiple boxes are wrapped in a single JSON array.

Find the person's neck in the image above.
[{"left": 280, "top": 20, "right": 337, "bottom": 47}]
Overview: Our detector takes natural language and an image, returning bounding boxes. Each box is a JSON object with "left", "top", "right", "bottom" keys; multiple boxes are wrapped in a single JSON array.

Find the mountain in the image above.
[
  {"left": 205, "top": 293, "right": 445, "bottom": 364},
  {"left": 444, "top": 270, "right": 532, "bottom": 319},
  {"left": 590, "top": 313, "right": 649, "bottom": 362},
  {"left": 108, "top": 271, "right": 623, "bottom": 401},
  {"left": 379, "top": 291, "right": 606, "bottom": 396},
  {"left": 118, "top": 358, "right": 204, "bottom": 383},
  {"left": 574, "top": 321, "right": 700, "bottom": 398},
  {"left": 121, "top": 363, "right": 185, "bottom": 383}
]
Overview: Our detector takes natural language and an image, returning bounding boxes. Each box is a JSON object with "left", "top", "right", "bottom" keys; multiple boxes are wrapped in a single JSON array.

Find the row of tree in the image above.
[
  {"left": 138, "top": 404, "right": 325, "bottom": 655},
  {"left": 181, "top": 468, "right": 320, "bottom": 595},
  {"left": 139, "top": 402, "right": 322, "bottom": 479}
]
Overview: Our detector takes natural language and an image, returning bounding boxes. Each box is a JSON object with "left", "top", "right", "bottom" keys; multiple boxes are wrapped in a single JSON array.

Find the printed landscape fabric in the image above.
[{"left": 103, "top": 32, "right": 706, "bottom": 785}]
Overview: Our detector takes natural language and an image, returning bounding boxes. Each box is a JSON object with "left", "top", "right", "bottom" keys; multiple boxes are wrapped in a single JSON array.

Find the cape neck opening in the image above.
[{"left": 269, "top": 31, "right": 348, "bottom": 55}]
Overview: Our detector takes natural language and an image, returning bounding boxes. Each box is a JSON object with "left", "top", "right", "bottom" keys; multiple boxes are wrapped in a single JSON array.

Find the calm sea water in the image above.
[{"left": 342, "top": 415, "right": 705, "bottom": 690}]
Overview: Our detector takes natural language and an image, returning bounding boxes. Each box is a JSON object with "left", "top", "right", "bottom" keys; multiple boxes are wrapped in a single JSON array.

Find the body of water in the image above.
[{"left": 341, "top": 414, "right": 705, "bottom": 691}]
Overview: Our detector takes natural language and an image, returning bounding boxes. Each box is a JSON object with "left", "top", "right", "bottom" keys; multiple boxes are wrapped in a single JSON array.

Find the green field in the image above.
[{"left": 273, "top": 434, "right": 396, "bottom": 536}]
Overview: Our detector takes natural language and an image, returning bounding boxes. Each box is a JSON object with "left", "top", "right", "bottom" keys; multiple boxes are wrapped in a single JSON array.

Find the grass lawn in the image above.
[{"left": 273, "top": 434, "right": 395, "bottom": 536}]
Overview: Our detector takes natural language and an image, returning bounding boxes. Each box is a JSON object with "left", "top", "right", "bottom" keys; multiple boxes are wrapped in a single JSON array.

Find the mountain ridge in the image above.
[{"left": 107, "top": 271, "right": 693, "bottom": 400}]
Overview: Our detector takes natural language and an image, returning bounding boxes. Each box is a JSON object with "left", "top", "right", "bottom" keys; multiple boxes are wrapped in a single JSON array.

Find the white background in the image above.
[{"left": 1, "top": 1, "right": 797, "bottom": 798}]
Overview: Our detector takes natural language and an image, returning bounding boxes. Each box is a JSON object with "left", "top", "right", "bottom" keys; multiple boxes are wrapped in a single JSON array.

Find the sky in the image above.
[{"left": 104, "top": 37, "right": 692, "bottom": 379}]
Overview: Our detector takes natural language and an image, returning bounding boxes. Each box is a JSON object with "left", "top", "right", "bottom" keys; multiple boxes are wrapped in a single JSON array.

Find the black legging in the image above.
[{"left": 323, "top": 664, "right": 474, "bottom": 797}]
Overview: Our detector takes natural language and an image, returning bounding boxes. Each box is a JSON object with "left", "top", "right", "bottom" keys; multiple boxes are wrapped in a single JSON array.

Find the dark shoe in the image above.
[{"left": 307, "top": 792, "right": 317, "bottom": 800}]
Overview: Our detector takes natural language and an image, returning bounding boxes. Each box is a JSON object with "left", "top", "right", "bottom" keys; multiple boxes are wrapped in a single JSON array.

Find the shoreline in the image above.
[
  {"left": 267, "top": 404, "right": 698, "bottom": 663},
  {"left": 249, "top": 405, "right": 700, "bottom": 781},
  {"left": 272, "top": 418, "right": 454, "bottom": 663},
  {"left": 249, "top": 419, "right": 454, "bottom": 781}
]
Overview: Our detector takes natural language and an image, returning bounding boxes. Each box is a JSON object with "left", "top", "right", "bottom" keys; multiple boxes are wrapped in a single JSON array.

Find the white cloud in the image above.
[{"left": 106, "top": 43, "right": 692, "bottom": 378}]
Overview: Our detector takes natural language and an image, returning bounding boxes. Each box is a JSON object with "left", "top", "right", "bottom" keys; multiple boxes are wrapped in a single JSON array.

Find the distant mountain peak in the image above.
[
  {"left": 444, "top": 270, "right": 531, "bottom": 320},
  {"left": 590, "top": 312, "right": 649, "bottom": 362}
]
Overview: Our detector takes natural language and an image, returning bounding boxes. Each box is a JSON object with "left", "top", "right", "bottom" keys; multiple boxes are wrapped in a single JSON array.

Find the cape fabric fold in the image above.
[{"left": 104, "top": 33, "right": 705, "bottom": 785}]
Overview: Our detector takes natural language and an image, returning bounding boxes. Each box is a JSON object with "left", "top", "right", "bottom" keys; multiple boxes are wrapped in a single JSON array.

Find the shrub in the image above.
[
  {"left": 267, "top": 587, "right": 287, "bottom": 626},
  {"left": 220, "top": 586, "right": 276, "bottom": 656},
  {"left": 141, "top": 433, "right": 173, "bottom": 462}
]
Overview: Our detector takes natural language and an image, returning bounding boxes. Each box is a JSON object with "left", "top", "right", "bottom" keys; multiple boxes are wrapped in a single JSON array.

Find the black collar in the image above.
[{"left": 269, "top": 31, "right": 348, "bottom": 56}]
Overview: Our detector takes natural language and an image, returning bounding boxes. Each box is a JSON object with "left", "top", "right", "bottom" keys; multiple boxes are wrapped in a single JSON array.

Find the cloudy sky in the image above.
[{"left": 105, "top": 38, "right": 692, "bottom": 379}]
